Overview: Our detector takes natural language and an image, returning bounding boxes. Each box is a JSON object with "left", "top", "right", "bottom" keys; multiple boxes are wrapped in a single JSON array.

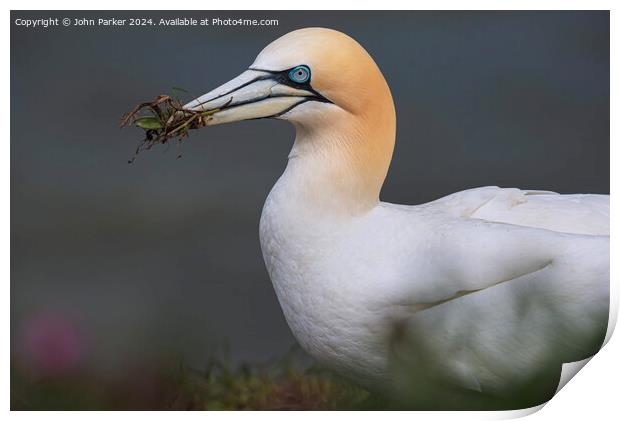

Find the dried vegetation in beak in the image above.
[{"left": 120, "top": 93, "right": 227, "bottom": 163}]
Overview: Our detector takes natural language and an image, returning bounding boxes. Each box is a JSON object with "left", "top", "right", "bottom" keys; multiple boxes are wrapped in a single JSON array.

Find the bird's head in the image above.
[
  {"left": 185, "top": 27, "right": 396, "bottom": 214},
  {"left": 184, "top": 27, "right": 394, "bottom": 130}
]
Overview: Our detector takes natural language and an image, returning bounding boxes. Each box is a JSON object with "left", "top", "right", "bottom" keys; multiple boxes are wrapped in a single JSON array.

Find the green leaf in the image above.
[
  {"left": 171, "top": 86, "right": 190, "bottom": 101},
  {"left": 134, "top": 117, "right": 163, "bottom": 130},
  {"left": 171, "top": 86, "right": 190, "bottom": 94}
]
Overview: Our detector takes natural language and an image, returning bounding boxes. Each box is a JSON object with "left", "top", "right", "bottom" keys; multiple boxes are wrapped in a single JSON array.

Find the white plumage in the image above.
[
  {"left": 260, "top": 180, "right": 608, "bottom": 408},
  {"left": 185, "top": 27, "right": 609, "bottom": 408}
]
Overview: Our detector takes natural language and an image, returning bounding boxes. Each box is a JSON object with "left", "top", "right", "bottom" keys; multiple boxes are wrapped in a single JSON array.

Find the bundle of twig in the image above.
[{"left": 120, "top": 94, "right": 221, "bottom": 163}]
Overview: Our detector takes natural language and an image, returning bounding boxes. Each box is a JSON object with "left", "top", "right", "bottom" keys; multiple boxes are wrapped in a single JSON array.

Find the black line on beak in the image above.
[
  {"left": 190, "top": 73, "right": 274, "bottom": 110},
  {"left": 192, "top": 67, "right": 332, "bottom": 112}
]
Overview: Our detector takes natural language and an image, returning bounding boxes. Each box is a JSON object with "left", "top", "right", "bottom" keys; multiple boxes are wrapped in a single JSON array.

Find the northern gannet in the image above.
[{"left": 183, "top": 28, "right": 609, "bottom": 409}]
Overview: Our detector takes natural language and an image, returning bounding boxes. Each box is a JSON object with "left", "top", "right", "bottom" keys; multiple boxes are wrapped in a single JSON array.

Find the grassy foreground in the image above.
[{"left": 11, "top": 357, "right": 388, "bottom": 410}]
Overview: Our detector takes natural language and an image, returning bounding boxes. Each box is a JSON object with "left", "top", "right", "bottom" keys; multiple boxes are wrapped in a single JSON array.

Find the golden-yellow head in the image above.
[
  {"left": 185, "top": 27, "right": 394, "bottom": 130},
  {"left": 185, "top": 28, "right": 397, "bottom": 212}
]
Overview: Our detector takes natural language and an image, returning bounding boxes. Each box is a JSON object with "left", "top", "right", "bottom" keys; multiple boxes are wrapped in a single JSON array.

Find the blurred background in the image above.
[{"left": 11, "top": 11, "right": 609, "bottom": 409}]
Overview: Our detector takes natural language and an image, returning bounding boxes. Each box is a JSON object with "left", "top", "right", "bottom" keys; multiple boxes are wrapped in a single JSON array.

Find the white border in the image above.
[{"left": 4, "top": 2, "right": 617, "bottom": 420}]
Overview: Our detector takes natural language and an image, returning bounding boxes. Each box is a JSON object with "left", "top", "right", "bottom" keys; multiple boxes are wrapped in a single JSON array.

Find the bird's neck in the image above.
[{"left": 281, "top": 103, "right": 396, "bottom": 218}]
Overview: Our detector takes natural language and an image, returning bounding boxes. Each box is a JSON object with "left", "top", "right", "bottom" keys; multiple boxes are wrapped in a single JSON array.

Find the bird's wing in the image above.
[
  {"left": 386, "top": 211, "right": 609, "bottom": 409},
  {"left": 425, "top": 186, "right": 609, "bottom": 235}
]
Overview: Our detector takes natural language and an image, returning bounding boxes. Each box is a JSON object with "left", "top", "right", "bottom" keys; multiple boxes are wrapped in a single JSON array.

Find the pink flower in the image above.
[{"left": 20, "top": 312, "right": 83, "bottom": 377}]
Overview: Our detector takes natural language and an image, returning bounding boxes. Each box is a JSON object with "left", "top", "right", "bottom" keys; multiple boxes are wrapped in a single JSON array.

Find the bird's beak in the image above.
[{"left": 183, "top": 69, "right": 329, "bottom": 126}]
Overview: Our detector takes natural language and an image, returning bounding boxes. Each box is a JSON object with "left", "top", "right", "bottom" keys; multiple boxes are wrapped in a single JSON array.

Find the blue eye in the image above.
[{"left": 288, "top": 65, "right": 311, "bottom": 84}]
